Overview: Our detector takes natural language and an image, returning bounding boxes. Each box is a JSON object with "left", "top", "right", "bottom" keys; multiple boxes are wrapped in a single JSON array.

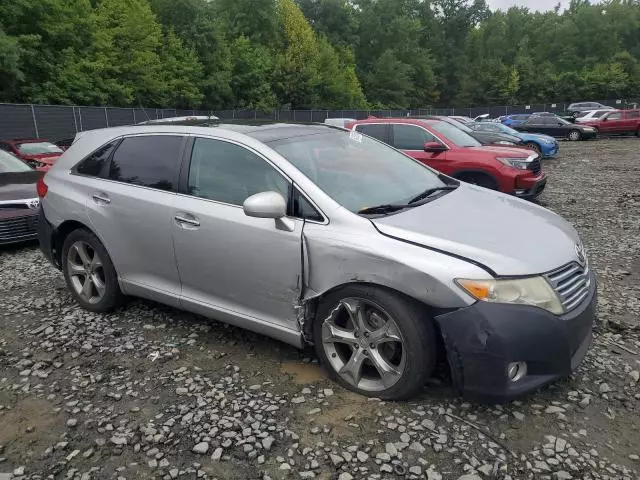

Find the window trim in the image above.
[{"left": 177, "top": 134, "right": 328, "bottom": 225}]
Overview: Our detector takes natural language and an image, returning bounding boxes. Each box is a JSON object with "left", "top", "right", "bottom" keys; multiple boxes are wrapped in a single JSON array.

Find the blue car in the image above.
[
  {"left": 470, "top": 122, "right": 559, "bottom": 157},
  {"left": 502, "top": 114, "right": 531, "bottom": 127}
]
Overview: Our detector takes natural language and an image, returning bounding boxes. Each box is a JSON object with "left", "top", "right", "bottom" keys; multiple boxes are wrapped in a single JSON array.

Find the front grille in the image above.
[
  {"left": 0, "top": 214, "right": 39, "bottom": 242},
  {"left": 527, "top": 157, "right": 541, "bottom": 175},
  {"left": 545, "top": 262, "right": 591, "bottom": 313}
]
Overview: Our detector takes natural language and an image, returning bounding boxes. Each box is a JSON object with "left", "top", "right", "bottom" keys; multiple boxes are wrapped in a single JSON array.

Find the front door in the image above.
[
  {"left": 390, "top": 123, "right": 450, "bottom": 173},
  {"left": 85, "top": 134, "right": 185, "bottom": 305},
  {"left": 172, "top": 136, "right": 303, "bottom": 332}
]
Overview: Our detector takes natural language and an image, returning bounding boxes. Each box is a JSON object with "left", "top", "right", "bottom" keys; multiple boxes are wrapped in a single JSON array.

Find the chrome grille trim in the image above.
[{"left": 545, "top": 261, "right": 591, "bottom": 313}]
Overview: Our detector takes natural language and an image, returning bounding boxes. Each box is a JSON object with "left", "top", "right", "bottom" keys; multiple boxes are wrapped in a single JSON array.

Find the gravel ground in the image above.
[{"left": 1, "top": 138, "right": 639, "bottom": 480}]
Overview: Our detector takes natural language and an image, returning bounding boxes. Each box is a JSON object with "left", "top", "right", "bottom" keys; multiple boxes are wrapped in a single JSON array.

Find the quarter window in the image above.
[
  {"left": 108, "top": 135, "right": 183, "bottom": 191},
  {"left": 187, "top": 138, "right": 289, "bottom": 206},
  {"left": 392, "top": 124, "right": 437, "bottom": 150},
  {"left": 75, "top": 141, "right": 118, "bottom": 177}
]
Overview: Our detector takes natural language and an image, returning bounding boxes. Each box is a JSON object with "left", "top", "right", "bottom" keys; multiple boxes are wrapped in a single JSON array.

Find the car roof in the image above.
[
  {"left": 352, "top": 117, "right": 437, "bottom": 126},
  {"left": 68, "top": 122, "right": 347, "bottom": 146}
]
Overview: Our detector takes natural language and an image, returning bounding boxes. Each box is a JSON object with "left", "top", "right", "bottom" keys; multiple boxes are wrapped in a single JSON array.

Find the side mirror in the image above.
[
  {"left": 424, "top": 141, "right": 447, "bottom": 153},
  {"left": 243, "top": 191, "right": 286, "bottom": 219}
]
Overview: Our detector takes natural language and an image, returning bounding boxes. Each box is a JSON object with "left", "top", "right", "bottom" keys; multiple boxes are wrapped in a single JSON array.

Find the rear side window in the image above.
[
  {"left": 75, "top": 141, "right": 118, "bottom": 177},
  {"left": 392, "top": 124, "right": 437, "bottom": 150},
  {"left": 108, "top": 135, "right": 183, "bottom": 191},
  {"left": 354, "top": 124, "right": 387, "bottom": 142}
]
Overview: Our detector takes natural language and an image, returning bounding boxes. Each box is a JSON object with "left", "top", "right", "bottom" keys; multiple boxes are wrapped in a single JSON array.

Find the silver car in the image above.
[{"left": 37, "top": 123, "right": 596, "bottom": 401}]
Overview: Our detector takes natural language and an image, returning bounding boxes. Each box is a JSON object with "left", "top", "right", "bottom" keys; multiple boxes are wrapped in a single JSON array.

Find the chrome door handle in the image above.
[
  {"left": 175, "top": 214, "right": 200, "bottom": 227},
  {"left": 92, "top": 193, "right": 111, "bottom": 204}
]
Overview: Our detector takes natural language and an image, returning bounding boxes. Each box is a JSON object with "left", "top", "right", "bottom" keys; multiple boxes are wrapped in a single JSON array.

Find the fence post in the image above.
[
  {"left": 72, "top": 106, "right": 78, "bottom": 133},
  {"left": 30, "top": 104, "right": 39, "bottom": 138},
  {"left": 104, "top": 107, "right": 109, "bottom": 127}
]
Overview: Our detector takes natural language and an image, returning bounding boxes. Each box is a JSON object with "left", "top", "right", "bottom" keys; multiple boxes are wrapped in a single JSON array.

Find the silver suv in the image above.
[{"left": 38, "top": 123, "right": 596, "bottom": 401}]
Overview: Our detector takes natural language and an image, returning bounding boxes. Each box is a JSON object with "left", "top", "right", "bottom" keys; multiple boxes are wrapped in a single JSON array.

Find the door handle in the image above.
[
  {"left": 175, "top": 214, "right": 200, "bottom": 227},
  {"left": 92, "top": 193, "right": 111, "bottom": 204}
]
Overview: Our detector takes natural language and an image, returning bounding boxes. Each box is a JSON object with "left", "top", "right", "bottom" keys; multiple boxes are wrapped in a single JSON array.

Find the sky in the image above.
[{"left": 486, "top": 0, "right": 566, "bottom": 12}]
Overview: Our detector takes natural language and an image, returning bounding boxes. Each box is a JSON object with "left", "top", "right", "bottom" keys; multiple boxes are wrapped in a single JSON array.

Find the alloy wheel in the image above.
[
  {"left": 67, "top": 241, "right": 106, "bottom": 304},
  {"left": 568, "top": 131, "right": 581, "bottom": 141},
  {"left": 321, "top": 297, "right": 407, "bottom": 392}
]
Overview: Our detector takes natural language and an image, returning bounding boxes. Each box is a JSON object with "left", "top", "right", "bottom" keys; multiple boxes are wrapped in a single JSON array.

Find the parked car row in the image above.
[{"left": 36, "top": 119, "right": 596, "bottom": 403}]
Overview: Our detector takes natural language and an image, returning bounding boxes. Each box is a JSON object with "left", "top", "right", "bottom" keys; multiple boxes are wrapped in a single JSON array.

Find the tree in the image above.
[
  {"left": 273, "top": 0, "right": 321, "bottom": 108},
  {"left": 365, "top": 50, "right": 414, "bottom": 108}
]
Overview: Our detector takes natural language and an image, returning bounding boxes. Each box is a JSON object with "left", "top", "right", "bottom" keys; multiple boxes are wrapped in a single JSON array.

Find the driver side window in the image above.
[
  {"left": 392, "top": 124, "right": 437, "bottom": 150},
  {"left": 187, "top": 138, "right": 290, "bottom": 206}
]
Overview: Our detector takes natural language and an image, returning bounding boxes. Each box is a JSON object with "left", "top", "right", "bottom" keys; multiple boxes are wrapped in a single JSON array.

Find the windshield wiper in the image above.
[
  {"left": 408, "top": 185, "right": 458, "bottom": 204},
  {"left": 358, "top": 203, "right": 414, "bottom": 215}
]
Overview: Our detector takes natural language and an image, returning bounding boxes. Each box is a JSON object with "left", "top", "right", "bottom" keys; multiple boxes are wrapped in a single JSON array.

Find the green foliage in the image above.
[{"left": 1, "top": 0, "right": 639, "bottom": 109}]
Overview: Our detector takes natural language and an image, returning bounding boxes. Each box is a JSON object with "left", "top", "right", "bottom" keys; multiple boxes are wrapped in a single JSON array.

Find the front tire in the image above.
[
  {"left": 62, "top": 229, "right": 123, "bottom": 312},
  {"left": 568, "top": 130, "right": 582, "bottom": 141},
  {"left": 523, "top": 142, "right": 541, "bottom": 155},
  {"left": 313, "top": 285, "right": 436, "bottom": 400}
]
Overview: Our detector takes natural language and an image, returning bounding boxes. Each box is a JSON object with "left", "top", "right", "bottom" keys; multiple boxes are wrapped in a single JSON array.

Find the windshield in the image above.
[
  {"left": 0, "top": 151, "right": 32, "bottom": 173},
  {"left": 431, "top": 121, "right": 481, "bottom": 147},
  {"left": 17, "top": 142, "right": 63, "bottom": 155},
  {"left": 270, "top": 130, "right": 447, "bottom": 213}
]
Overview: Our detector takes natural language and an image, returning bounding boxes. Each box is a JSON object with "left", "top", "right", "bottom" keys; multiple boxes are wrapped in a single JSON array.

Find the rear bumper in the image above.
[
  {"left": 37, "top": 208, "right": 59, "bottom": 268},
  {"left": 435, "top": 272, "right": 596, "bottom": 403}
]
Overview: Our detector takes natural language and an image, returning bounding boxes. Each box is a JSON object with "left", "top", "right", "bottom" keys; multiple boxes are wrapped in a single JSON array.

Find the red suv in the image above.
[
  {"left": 0, "top": 139, "right": 64, "bottom": 171},
  {"left": 581, "top": 109, "right": 640, "bottom": 136},
  {"left": 347, "top": 118, "right": 546, "bottom": 199}
]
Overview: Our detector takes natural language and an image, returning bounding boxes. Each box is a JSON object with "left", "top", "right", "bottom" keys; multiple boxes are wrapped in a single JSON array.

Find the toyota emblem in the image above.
[
  {"left": 26, "top": 199, "right": 40, "bottom": 210},
  {"left": 575, "top": 243, "right": 586, "bottom": 266}
]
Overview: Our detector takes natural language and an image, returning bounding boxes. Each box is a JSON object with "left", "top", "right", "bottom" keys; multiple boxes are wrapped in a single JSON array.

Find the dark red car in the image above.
[
  {"left": 346, "top": 118, "right": 546, "bottom": 199},
  {"left": 0, "top": 139, "right": 64, "bottom": 171},
  {"left": 581, "top": 109, "right": 640, "bottom": 136},
  {"left": 0, "top": 150, "right": 42, "bottom": 245}
]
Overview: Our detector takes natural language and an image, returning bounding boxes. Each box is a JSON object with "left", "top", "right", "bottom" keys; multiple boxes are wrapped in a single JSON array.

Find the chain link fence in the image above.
[{"left": 1, "top": 99, "right": 639, "bottom": 141}]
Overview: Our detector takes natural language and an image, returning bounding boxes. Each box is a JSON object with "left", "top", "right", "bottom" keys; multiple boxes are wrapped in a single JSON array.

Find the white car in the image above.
[{"left": 574, "top": 110, "right": 612, "bottom": 124}]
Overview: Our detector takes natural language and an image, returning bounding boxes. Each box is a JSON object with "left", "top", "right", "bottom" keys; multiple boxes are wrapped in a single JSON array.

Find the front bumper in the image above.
[
  {"left": 514, "top": 174, "right": 546, "bottom": 199},
  {"left": 0, "top": 211, "right": 40, "bottom": 246},
  {"left": 435, "top": 271, "right": 596, "bottom": 403},
  {"left": 540, "top": 143, "right": 559, "bottom": 157}
]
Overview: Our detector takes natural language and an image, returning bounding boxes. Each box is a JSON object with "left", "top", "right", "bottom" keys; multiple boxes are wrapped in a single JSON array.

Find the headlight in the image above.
[
  {"left": 495, "top": 141, "right": 515, "bottom": 145},
  {"left": 456, "top": 276, "right": 563, "bottom": 315},
  {"left": 496, "top": 157, "right": 530, "bottom": 170}
]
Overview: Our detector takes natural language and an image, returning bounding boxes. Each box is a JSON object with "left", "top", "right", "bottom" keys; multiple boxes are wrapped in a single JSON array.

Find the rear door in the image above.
[
  {"left": 389, "top": 123, "right": 450, "bottom": 173},
  {"left": 600, "top": 111, "right": 623, "bottom": 133},
  {"left": 84, "top": 134, "right": 185, "bottom": 306}
]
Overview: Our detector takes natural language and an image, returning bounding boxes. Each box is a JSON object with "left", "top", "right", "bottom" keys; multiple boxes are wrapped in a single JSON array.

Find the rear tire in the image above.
[
  {"left": 313, "top": 285, "right": 436, "bottom": 400},
  {"left": 523, "top": 142, "right": 541, "bottom": 155},
  {"left": 62, "top": 229, "right": 123, "bottom": 312},
  {"left": 568, "top": 130, "right": 582, "bottom": 141}
]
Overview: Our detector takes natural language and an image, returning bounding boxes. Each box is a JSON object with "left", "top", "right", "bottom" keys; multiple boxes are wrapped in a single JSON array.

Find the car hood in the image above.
[
  {"left": 465, "top": 145, "right": 533, "bottom": 157},
  {"left": 518, "top": 132, "right": 556, "bottom": 143},
  {"left": 0, "top": 171, "right": 42, "bottom": 201},
  {"left": 21, "top": 153, "right": 60, "bottom": 164},
  {"left": 371, "top": 185, "right": 580, "bottom": 276}
]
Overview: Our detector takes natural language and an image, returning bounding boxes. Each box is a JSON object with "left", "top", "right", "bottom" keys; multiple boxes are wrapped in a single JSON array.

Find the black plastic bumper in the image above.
[
  {"left": 37, "top": 208, "right": 59, "bottom": 269},
  {"left": 435, "top": 272, "right": 596, "bottom": 403}
]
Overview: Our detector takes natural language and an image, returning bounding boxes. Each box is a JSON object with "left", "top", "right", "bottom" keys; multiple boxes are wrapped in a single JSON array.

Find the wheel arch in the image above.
[
  {"left": 450, "top": 169, "right": 500, "bottom": 188},
  {"left": 52, "top": 220, "right": 97, "bottom": 267}
]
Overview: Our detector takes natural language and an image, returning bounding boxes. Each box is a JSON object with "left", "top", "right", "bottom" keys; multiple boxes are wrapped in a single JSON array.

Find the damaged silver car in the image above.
[{"left": 38, "top": 123, "right": 596, "bottom": 401}]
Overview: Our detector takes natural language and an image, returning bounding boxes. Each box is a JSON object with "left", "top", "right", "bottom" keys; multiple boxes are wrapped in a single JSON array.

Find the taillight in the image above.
[{"left": 37, "top": 177, "right": 48, "bottom": 198}]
